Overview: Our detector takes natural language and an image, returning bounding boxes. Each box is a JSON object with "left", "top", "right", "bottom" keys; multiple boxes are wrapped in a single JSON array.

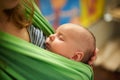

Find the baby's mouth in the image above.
[{"left": 45, "top": 42, "right": 50, "bottom": 50}]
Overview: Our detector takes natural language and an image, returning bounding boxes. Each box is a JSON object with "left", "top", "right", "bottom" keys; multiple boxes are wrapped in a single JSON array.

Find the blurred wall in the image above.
[{"left": 89, "top": 20, "right": 114, "bottom": 48}]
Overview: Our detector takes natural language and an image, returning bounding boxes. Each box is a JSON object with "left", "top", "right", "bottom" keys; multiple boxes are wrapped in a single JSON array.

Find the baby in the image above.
[{"left": 45, "top": 23, "right": 96, "bottom": 64}]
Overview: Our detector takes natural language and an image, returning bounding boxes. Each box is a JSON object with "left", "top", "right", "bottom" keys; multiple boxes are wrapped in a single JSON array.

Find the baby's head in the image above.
[{"left": 45, "top": 23, "right": 96, "bottom": 64}]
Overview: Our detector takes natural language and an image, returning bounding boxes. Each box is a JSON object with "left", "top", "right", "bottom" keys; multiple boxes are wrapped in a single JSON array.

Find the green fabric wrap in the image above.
[{"left": 0, "top": 32, "right": 93, "bottom": 80}]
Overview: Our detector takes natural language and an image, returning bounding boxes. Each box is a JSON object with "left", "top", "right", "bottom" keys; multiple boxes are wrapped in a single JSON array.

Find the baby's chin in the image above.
[
  {"left": 46, "top": 47, "right": 52, "bottom": 52},
  {"left": 46, "top": 48, "right": 50, "bottom": 51}
]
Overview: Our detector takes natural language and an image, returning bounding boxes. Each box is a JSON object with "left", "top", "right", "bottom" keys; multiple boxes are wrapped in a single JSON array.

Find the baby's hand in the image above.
[{"left": 88, "top": 48, "right": 99, "bottom": 66}]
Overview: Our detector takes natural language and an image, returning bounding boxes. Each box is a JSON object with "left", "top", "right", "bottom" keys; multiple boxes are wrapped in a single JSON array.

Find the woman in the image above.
[{"left": 0, "top": 0, "right": 46, "bottom": 48}]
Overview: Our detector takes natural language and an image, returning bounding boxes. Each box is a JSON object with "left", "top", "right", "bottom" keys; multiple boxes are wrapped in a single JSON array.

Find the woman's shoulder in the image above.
[{"left": 28, "top": 25, "right": 46, "bottom": 48}]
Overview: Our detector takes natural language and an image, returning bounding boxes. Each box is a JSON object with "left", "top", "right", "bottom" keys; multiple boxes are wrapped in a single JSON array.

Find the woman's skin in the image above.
[{"left": 0, "top": 0, "right": 30, "bottom": 42}]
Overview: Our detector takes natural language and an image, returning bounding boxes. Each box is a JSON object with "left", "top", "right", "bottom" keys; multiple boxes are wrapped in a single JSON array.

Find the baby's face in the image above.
[
  {"left": 45, "top": 25, "right": 77, "bottom": 59},
  {"left": 46, "top": 23, "right": 95, "bottom": 62}
]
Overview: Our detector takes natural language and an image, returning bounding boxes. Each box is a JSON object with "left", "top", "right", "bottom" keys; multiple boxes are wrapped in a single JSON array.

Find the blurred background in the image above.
[{"left": 37, "top": 0, "right": 120, "bottom": 80}]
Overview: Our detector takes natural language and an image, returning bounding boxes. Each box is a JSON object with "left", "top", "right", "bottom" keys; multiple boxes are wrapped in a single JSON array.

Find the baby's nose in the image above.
[{"left": 49, "top": 34, "right": 55, "bottom": 41}]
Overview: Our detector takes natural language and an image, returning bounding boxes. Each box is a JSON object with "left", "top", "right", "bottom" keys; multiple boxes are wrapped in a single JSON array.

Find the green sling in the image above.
[{"left": 0, "top": 0, "right": 94, "bottom": 80}]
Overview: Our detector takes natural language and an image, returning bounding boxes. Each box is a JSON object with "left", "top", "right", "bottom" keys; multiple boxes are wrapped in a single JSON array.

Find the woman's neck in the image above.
[
  {"left": 0, "top": 11, "right": 30, "bottom": 42},
  {"left": 0, "top": 10, "right": 8, "bottom": 24}
]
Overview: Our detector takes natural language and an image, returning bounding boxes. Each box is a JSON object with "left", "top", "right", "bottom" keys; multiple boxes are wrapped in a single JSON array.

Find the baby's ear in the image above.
[{"left": 71, "top": 51, "right": 84, "bottom": 62}]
